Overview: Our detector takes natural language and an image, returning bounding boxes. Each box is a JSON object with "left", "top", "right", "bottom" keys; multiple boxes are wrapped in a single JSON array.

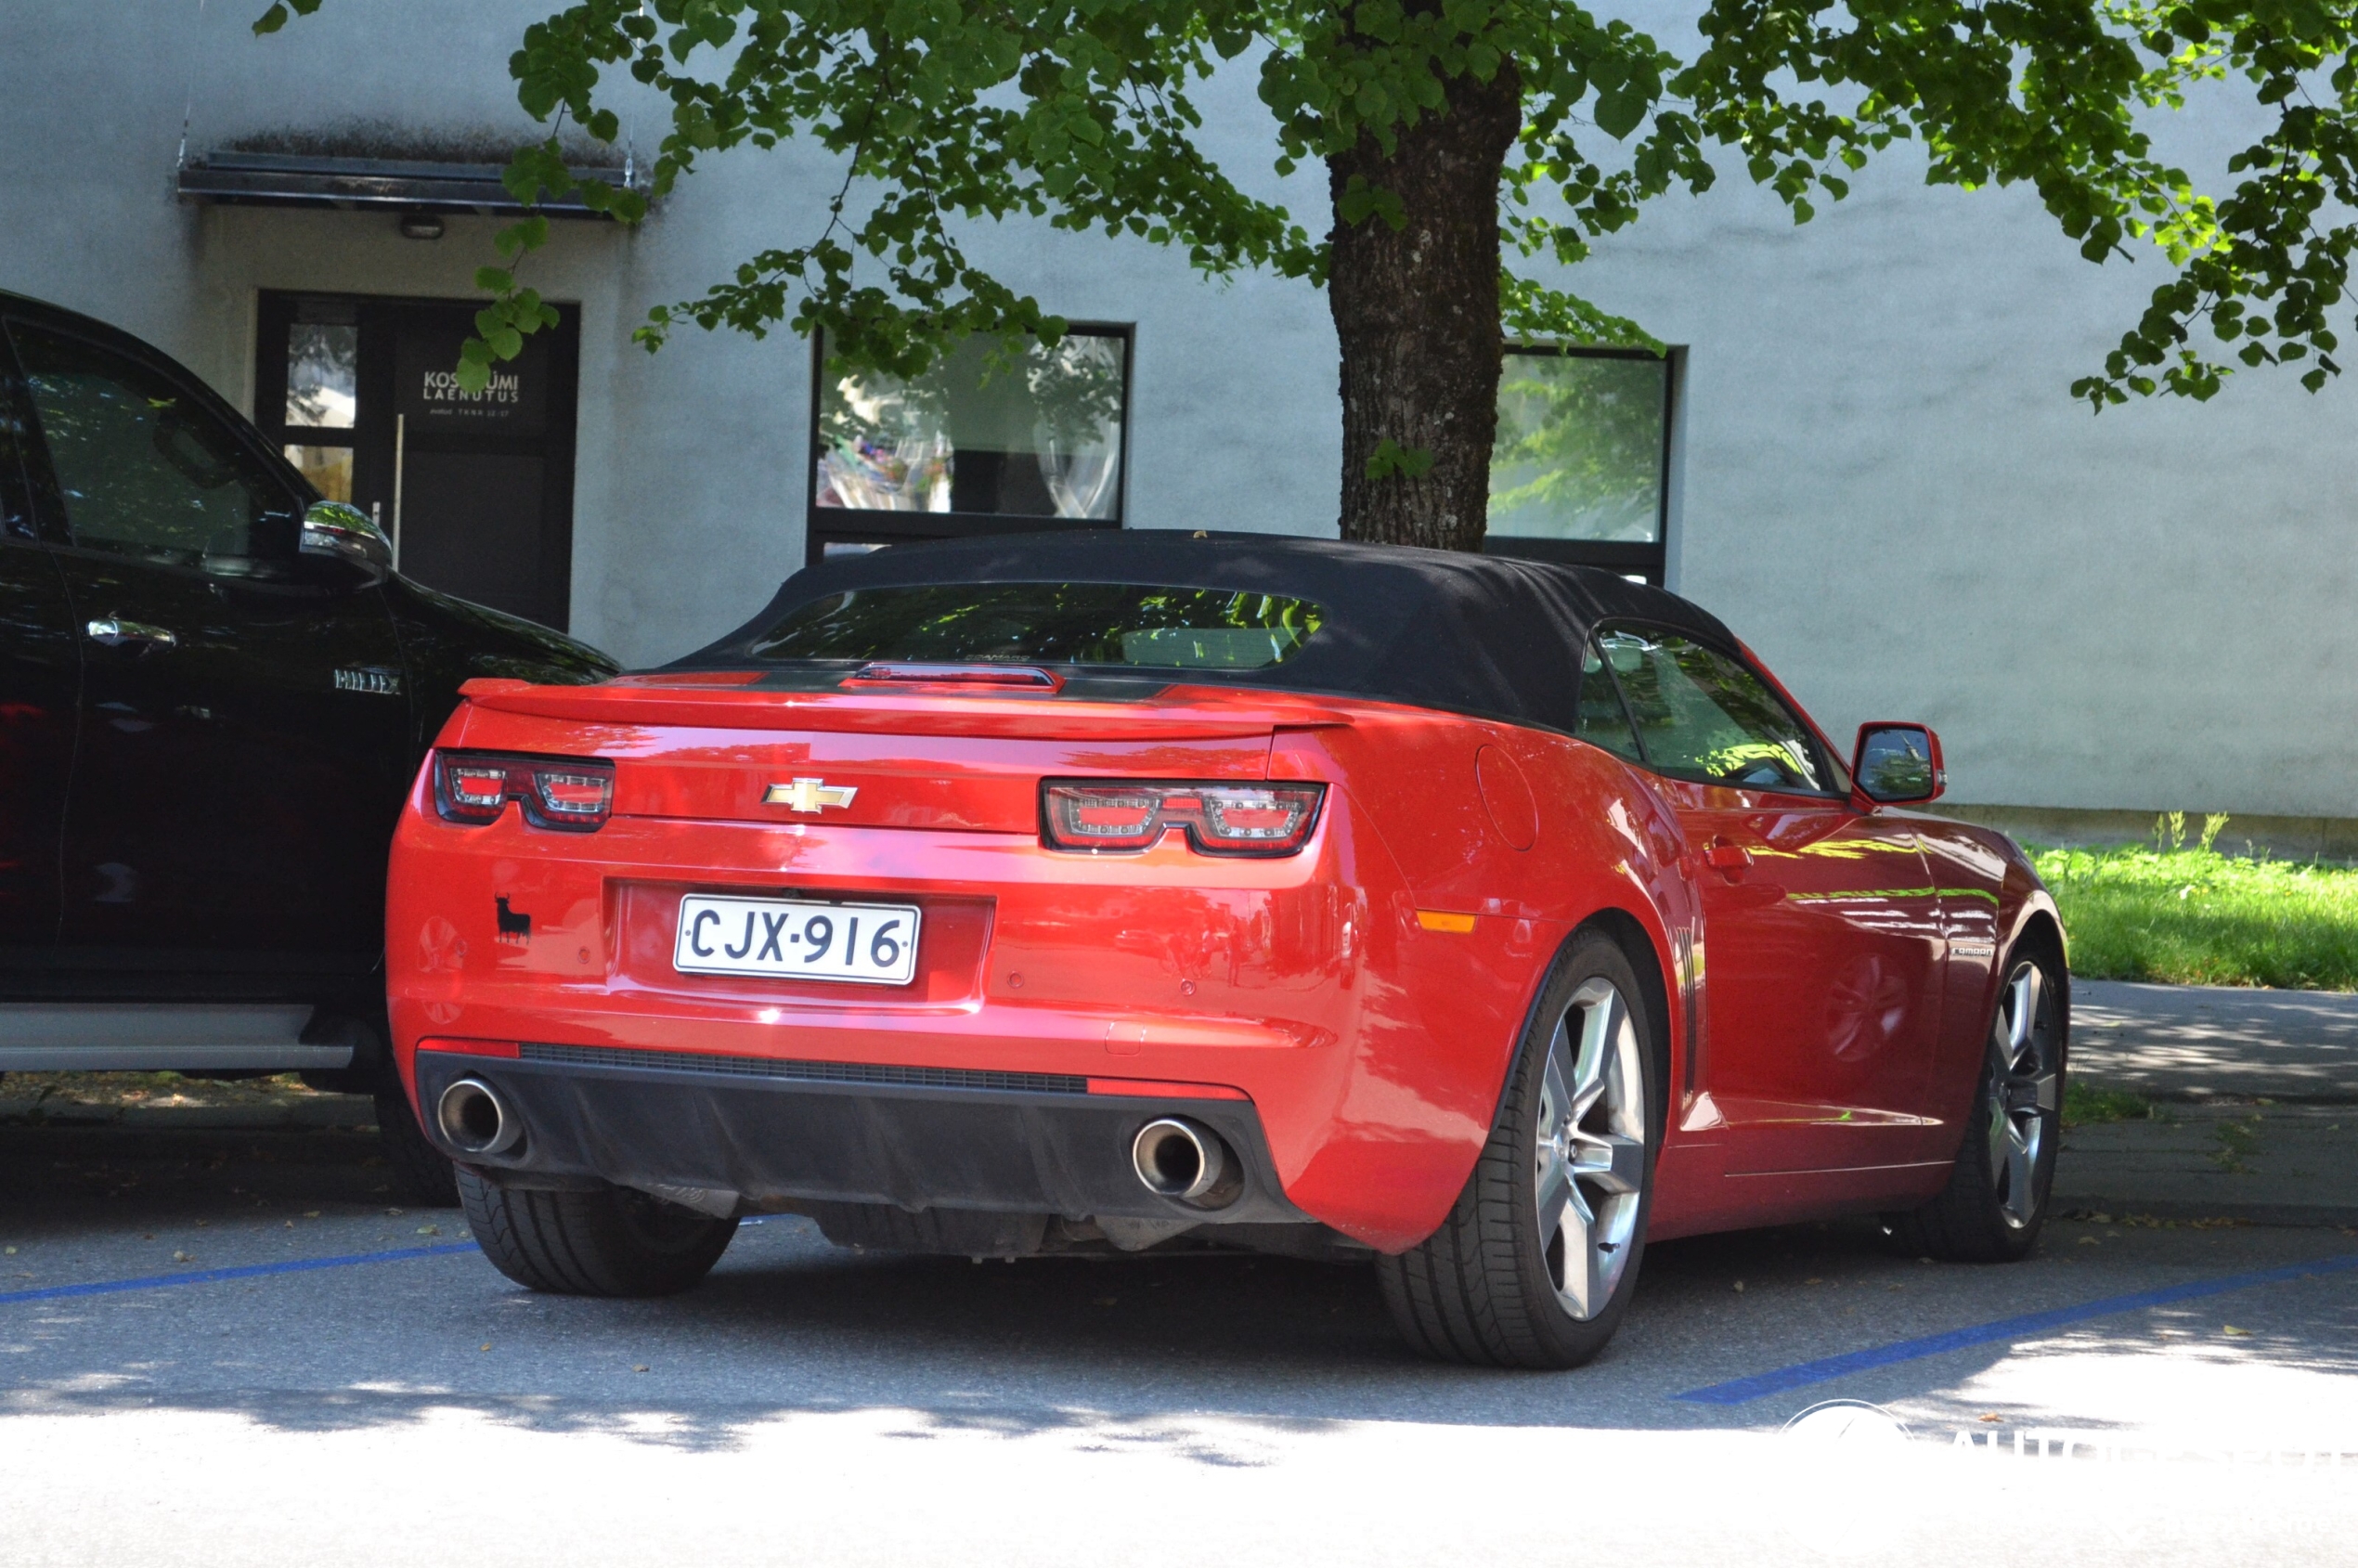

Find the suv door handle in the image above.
[
  {"left": 1704, "top": 841, "right": 1752, "bottom": 875},
  {"left": 86, "top": 618, "right": 177, "bottom": 649}
]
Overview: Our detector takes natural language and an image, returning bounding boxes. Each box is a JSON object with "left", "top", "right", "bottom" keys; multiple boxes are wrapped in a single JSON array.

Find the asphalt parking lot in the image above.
[{"left": 0, "top": 1117, "right": 2352, "bottom": 1568}]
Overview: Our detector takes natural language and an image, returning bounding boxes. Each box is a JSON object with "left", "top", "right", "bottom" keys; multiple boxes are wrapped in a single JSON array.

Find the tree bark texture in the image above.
[{"left": 1328, "top": 59, "right": 1521, "bottom": 551}]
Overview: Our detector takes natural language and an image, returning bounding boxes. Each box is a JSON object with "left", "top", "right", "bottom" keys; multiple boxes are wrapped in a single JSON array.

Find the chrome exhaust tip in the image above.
[
  {"left": 1131, "top": 1117, "right": 1240, "bottom": 1209},
  {"left": 435, "top": 1077, "right": 523, "bottom": 1157}
]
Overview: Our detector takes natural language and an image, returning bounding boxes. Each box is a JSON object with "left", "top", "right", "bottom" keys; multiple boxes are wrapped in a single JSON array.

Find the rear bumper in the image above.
[
  {"left": 413, "top": 1045, "right": 1310, "bottom": 1226},
  {"left": 387, "top": 775, "right": 1568, "bottom": 1251}
]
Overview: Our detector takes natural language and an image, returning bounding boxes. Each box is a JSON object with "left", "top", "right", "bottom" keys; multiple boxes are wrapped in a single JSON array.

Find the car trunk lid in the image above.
[{"left": 450, "top": 675, "right": 1351, "bottom": 833}]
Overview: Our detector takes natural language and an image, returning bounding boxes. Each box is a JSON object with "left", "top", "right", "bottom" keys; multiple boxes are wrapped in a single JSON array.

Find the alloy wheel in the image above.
[
  {"left": 1533, "top": 977, "right": 1649, "bottom": 1318},
  {"left": 1988, "top": 959, "right": 2061, "bottom": 1228}
]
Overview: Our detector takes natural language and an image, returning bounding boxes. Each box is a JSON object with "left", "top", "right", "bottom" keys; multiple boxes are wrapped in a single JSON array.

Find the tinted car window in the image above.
[
  {"left": 9, "top": 323, "right": 291, "bottom": 566},
  {"left": 746, "top": 583, "right": 1325, "bottom": 669},
  {"left": 1575, "top": 640, "right": 1645, "bottom": 761},
  {"left": 1594, "top": 627, "right": 1831, "bottom": 793}
]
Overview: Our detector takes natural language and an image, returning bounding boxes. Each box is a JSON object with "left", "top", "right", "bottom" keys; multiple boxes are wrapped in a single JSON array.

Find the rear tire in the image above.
[
  {"left": 1885, "top": 940, "right": 2066, "bottom": 1263},
  {"left": 1377, "top": 930, "right": 1665, "bottom": 1368},
  {"left": 458, "top": 1168, "right": 739, "bottom": 1296},
  {"left": 373, "top": 1088, "right": 460, "bottom": 1208}
]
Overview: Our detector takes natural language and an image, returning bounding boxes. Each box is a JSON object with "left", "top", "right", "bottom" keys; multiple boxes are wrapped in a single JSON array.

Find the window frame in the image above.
[
  {"left": 0, "top": 326, "right": 51, "bottom": 544},
  {"left": 1580, "top": 620, "right": 1846, "bottom": 800},
  {"left": 5, "top": 312, "right": 308, "bottom": 573},
  {"left": 805, "top": 323, "right": 1136, "bottom": 567},
  {"left": 1482, "top": 344, "right": 1676, "bottom": 585},
  {"left": 253, "top": 292, "right": 359, "bottom": 509}
]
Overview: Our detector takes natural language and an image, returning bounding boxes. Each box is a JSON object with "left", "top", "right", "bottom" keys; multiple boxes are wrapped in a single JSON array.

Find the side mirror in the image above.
[
  {"left": 300, "top": 499, "right": 392, "bottom": 579},
  {"left": 1851, "top": 722, "right": 1945, "bottom": 805}
]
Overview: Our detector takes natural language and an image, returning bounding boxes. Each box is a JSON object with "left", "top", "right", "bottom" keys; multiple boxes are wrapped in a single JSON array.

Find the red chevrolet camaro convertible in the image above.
[{"left": 386, "top": 533, "right": 2066, "bottom": 1367}]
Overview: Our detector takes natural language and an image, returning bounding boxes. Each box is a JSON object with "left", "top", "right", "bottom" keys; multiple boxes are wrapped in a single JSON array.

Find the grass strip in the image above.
[
  {"left": 2032, "top": 838, "right": 2358, "bottom": 991},
  {"left": 2063, "top": 1082, "right": 2164, "bottom": 1127}
]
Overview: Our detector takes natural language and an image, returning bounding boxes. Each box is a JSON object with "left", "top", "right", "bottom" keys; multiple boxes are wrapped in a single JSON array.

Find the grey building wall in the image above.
[{"left": 4, "top": 0, "right": 2353, "bottom": 823}]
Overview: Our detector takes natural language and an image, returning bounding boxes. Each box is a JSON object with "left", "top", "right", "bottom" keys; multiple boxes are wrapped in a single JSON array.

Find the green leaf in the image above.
[
  {"left": 1364, "top": 438, "right": 1435, "bottom": 482},
  {"left": 252, "top": 0, "right": 316, "bottom": 34},
  {"left": 1594, "top": 88, "right": 1648, "bottom": 141},
  {"left": 1337, "top": 174, "right": 1406, "bottom": 232}
]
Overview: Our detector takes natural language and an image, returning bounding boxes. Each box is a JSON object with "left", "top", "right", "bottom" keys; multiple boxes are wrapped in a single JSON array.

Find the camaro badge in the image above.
[{"left": 764, "top": 777, "right": 858, "bottom": 813}]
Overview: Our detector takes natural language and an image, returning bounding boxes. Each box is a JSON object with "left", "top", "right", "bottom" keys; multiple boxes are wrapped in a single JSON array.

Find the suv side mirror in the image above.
[
  {"left": 1852, "top": 722, "right": 1945, "bottom": 805},
  {"left": 300, "top": 500, "right": 392, "bottom": 579}
]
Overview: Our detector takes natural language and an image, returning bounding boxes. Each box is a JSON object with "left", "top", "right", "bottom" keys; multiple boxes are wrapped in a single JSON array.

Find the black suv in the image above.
[{"left": 0, "top": 292, "right": 615, "bottom": 1199}]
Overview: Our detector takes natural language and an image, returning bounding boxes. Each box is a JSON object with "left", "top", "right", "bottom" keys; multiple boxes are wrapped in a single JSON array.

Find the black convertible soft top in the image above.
[{"left": 674, "top": 530, "right": 1737, "bottom": 735}]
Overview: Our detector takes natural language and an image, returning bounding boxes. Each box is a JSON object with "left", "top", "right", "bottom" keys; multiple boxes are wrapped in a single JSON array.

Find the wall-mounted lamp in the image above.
[{"left": 397, "top": 212, "right": 446, "bottom": 240}]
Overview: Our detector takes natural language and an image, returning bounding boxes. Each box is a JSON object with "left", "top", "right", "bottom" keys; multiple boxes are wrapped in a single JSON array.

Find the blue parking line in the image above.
[
  {"left": 0, "top": 1213, "right": 792, "bottom": 1309},
  {"left": 1673, "top": 1250, "right": 2358, "bottom": 1405},
  {"left": 0, "top": 1242, "right": 481, "bottom": 1306}
]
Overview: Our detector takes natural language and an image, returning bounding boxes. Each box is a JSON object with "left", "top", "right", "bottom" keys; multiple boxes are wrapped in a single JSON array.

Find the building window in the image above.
[
  {"left": 808, "top": 326, "right": 1131, "bottom": 563},
  {"left": 1483, "top": 347, "right": 1673, "bottom": 583},
  {"left": 266, "top": 300, "right": 359, "bottom": 504}
]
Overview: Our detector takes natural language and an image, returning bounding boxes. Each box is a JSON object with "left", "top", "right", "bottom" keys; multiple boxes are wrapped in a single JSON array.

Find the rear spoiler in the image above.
[{"left": 455, "top": 677, "right": 1359, "bottom": 742}]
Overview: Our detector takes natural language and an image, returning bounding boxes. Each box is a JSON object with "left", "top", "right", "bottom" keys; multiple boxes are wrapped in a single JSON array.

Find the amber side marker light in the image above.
[
  {"left": 1416, "top": 910, "right": 1478, "bottom": 934},
  {"left": 434, "top": 751, "right": 615, "bottom": 831},
  {"left": 1041, "top": 781, "right": 1325, "bottom": 857}
]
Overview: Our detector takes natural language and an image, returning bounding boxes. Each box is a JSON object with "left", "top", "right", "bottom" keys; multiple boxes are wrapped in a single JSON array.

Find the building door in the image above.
[{"left": 256, "top": 292, "right": 580, "bottom": 630}]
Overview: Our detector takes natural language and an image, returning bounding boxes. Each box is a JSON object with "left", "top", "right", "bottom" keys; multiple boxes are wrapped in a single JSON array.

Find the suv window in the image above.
[
  {"left": 1591, "top": 627, "right": 1833, "bottom": 793},
  {"left": 8, "top": 322, "right": 293, "bottom": 567}
]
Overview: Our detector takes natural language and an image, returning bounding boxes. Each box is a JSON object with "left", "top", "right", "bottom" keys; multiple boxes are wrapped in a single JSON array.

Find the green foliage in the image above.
[
  {"left": 249, "top": 0, "right": 319, "bottom": 36},
  {"left": 2210, "top": 1109, "right": 2263, "bottom": 1172},
  {"left": 260, "top": 0, "right": 2358, "bottom": 408},
  {"left": 1679, "top": 0, "right": 2358, "bottom": 408},
  {"left": 2033, "top": 840, "right": 2358, "bottom": 990},
  {"left": 2062, "top": 1081, "right": 2162, "bottom": 1127},
  {"left": 1364, "top": 436, "right": 1435, "bottom": 481}
]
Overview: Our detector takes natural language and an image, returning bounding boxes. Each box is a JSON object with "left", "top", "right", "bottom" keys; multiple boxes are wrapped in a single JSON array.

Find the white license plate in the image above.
[{"left": 673, "top": 894, "right": 922, "bottom": 985}]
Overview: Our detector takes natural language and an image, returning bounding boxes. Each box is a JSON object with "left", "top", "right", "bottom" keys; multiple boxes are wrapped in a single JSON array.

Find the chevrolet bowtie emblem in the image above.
[{"left": 764, "top": 777, "right": 858, "bottom": 813}]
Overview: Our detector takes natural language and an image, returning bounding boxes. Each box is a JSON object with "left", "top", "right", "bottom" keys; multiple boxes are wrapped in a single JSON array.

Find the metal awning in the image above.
[{"left": 175, "top": 151, "right": 643, "bottom": 219}]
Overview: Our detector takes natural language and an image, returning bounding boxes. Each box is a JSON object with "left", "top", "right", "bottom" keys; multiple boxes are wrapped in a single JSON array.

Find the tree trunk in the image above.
[{"left": 1328, "top": 60, "right": 1522, "bottom": 551}]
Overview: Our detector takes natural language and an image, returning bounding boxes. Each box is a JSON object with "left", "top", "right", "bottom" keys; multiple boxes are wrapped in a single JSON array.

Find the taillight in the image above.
[
  {"left": 534, "top": 771, "right": 613, "bottom": 821},
  {"left": 442, "top": 763, "right": 510, "bottom": 818},
  {"left": 1041, "top": 781, "right": 1325, "bottom": 857},
  {"left": 434, "top": 752, "right": 615, "bottom": 831}
]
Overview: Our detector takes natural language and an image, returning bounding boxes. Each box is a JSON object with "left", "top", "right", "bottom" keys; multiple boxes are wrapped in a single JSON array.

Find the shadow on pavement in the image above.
[
  {"left": 0, "top": 1125, "right": 408, "bottom": 1209},
  {"left": 4, "top": 1123, "right": 2354, "bottom": 1456}
]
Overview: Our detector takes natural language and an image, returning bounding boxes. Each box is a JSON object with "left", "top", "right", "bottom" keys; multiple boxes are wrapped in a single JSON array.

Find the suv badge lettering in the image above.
[
  {"left": 334, "top": 667, "right": 402, "bottom": 695},
  {"left": 764, "top": 778, "right": 858, "bottom": 813}
]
